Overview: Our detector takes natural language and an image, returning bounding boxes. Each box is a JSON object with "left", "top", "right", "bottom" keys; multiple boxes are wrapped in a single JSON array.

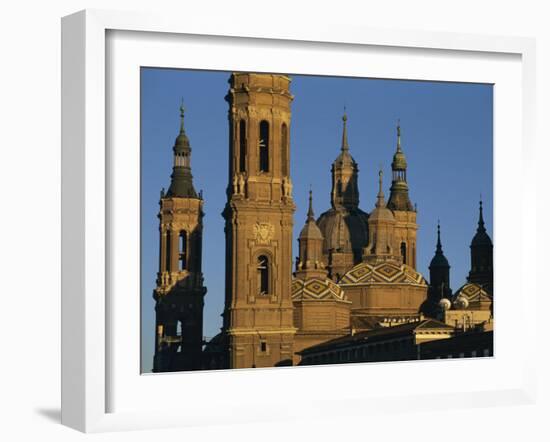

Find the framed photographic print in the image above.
[{"left": 61, "top": 9, "right": 537, "bottom": 433}]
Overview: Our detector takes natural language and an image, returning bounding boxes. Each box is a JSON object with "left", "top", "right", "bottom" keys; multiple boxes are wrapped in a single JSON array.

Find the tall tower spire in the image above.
[
  {"left": 317, "top": 110, "right": 369, "bottom": 281},
  {"left": 387, "top": 121, "right": 413, "bottom": 211},
  {"left": 330, "top": 112, "right": 359, "bottom": 209},
  {"left": 296, "top": 190, "right": 326, "bottom": 280},
  {"left": 167, "top": 100, "right": 197, "bottom": 198},
  {"left": 153, "top": 101, "right": 206, "bottom": 372},
  {"left": 468, "top": 198, "right": 493, "bottom": 294}
]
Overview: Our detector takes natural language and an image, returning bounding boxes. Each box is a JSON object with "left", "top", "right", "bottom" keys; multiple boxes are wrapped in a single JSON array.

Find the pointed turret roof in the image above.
[
  {"left": 471, "top": 199, "right": 492, "bottom": 247},
  {"left": 369, "top": 170, "right": 394, "bottom": 222},
  {"left": 387, "top": 121, "right": 414, "bottom": 212},
  {"left": 299, "top": 190, "right": 324, "bottom": 240},
  {"left": 430, "top": 221, "right": 450, "bottom": 268},
  {"left": 333, "top": 110, "right": 356, "bottom": 168},
  {"left": 391, "top": 121, "right": 407, "bottom": 170},
  {"left": 166, "top": 100, "right": 198, "bottom": 198}
]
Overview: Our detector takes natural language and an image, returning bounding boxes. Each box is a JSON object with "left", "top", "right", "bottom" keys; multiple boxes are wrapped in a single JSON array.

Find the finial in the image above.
[
  {"left": 376, "top": 169, "right": 385, "bottom": 208},
  {"left": 396, "top": 119, "right": 402, "bottom": 152},
  {"left": 307, "top": 187, "right": 315, "bottom": 221},
  {"left": 436, "top": 220, "right": 442, "bottom": 252},
  {"left": 341, "top": 109, "right": 349, "bottom": 151},
  {"left": 179, "top": 97, "right": 185, "bottom": 133},
  {"left": 478, "top": 197, "right": 486, "bottom": 230}
]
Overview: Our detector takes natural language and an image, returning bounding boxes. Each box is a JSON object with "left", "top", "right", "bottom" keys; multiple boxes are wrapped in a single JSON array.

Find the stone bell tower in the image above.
[
  {"left": 153, "top": 102, "right": 206, "bottom": 372},
  {"left": 222, "top": 73, "right": 296, "bottom": 369}
]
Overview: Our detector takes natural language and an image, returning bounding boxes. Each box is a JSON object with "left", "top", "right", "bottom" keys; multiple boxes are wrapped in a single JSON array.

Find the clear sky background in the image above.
[{"left": 140, "top": 68, "right": 493, "bottom": 373}]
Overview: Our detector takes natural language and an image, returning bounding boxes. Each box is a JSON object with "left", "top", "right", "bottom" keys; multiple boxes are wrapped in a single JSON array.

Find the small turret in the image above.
[
  {"left": 387, "top": 121, "right": 414, "bottom": 211},
  {"left": 429, "top": 221, "right": 452, "bottom": 300},
  {"left": 467, "top": 199, "right": 493, "bottom": 294},
  {"left": 296, "top": 190, "right": 326, "bottom": 280},
  {"left": 363, "top": 170, "right": 398, "bottom": 263}
]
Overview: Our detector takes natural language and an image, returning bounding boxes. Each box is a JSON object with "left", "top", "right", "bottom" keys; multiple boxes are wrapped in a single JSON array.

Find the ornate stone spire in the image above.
[
  {"left": 307, "top": 188, "right": 315, "bottom": 221},
  {"left": 330, "top": 111, "right": 359, "bottom": 209},
  {"left": 430, "top": 221, "right": 450, "bottom": 268},
  {"left": 341, "top": 109, "right": 349, "bottom": 152},
  {"left": 167, "top": 99, "right": 198, "bottom": 198},
  {"left": 387, "top": 121, "right": 414, "bottom": 211},
  {"left": 471, "top": 199, "right": 492, "bottom": 247},
  {"left": 468, "top": 198, "right": 493, "bottom": 294}
]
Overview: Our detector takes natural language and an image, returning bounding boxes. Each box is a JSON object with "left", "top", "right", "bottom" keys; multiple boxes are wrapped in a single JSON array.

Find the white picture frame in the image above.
[{"left": 61, "top": 9, "right": 537, "bottom": 433}]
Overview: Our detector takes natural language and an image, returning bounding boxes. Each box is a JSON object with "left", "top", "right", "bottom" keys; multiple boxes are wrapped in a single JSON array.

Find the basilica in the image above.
[{"left": 152, "top": 73, "right": 494, "bottom": 372}]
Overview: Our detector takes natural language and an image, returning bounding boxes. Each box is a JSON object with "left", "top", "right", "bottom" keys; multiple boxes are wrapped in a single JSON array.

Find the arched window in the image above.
[
  {"left": 239, "top": 120, "right": 246, "bottom": 173},
  {"left": 165, "top": 231, "right": 171, "bottom": 272},
  {"left": 281, "top": 123, "right": 288, "bottom": 176},
  {"left": 179, "top": 231, "right": 187, "bottom": 270},
  {"left": 257, "top": 255, "right": 269, "bottom": 295},
  {"left": 401, "top": 242, "right": 407, "bottom": 265},
  {"left": 259, "top": 120, "right": 269, "bottom": 172}
]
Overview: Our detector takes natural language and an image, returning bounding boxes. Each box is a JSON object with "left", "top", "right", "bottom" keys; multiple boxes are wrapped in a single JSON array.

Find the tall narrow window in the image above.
[
  {"left": 401, "top": 242, "right": 407, "bottom": 265},
  {"left": 257, "top": 255, "right": 269, "bottom": 295},
  {"left": 165, "top": 231, "right": 171, "bottom": 272},
  {"left": 259, "top": 120, "right": 269, "bottom": 172},
  {"left": 281, "top": 123, "right": 288, "bottom": 176},
  {"left": 239, "top": 120, "right": 246, "bottom": 173},
  {"left": 179, "top": 231, "right": 187, "bottom": 270}
]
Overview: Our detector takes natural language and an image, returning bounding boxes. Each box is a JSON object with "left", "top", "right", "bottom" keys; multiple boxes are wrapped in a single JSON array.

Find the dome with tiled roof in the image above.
[
  {"left": 291, "top": 277, "right": 349, "bottom": 302},
  {"left": 453, "top": 282, "right": 492, "bottom": 305},
  {"left": 339, "top": 261, "right": 428, "bottom": 286}
]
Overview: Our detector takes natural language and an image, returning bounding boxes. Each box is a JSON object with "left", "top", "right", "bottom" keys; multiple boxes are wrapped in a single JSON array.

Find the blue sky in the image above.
[{"left": 140, "top": 69, "right": 493, "bottom": 373}]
